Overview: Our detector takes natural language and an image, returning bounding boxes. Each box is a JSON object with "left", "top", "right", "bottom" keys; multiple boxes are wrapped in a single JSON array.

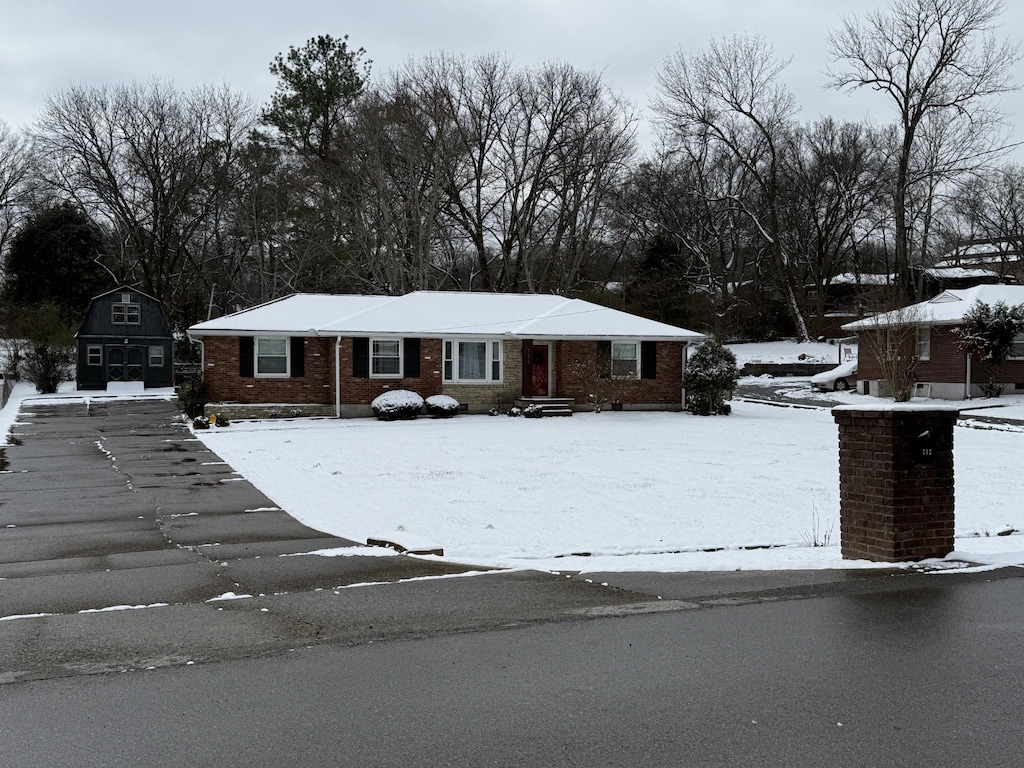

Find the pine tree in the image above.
[{"left": 685, "top": 340, "right": 740, "bottom": 415}]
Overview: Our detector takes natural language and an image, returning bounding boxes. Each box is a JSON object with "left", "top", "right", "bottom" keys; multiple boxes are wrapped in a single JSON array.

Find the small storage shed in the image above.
[{"left": 76, "top": 287, "right": 174, "bottom": 390}]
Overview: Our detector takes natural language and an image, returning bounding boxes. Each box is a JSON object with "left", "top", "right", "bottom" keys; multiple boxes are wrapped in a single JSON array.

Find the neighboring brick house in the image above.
[
  {"left": 188, "top": 291, "right": 705, "bottom": 417},
  {"left": 843, "top": 285, "right": 1024, "bottom": 400}
]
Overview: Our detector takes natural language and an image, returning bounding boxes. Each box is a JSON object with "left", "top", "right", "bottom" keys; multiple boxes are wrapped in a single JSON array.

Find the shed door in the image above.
[{"left": 107, "top": 345, "right": 145, "bottom": 382}]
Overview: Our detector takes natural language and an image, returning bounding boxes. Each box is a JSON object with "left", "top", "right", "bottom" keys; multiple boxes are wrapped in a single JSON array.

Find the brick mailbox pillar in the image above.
[{"left": 832, "top": 405, "right": 958, "bottom": 562}]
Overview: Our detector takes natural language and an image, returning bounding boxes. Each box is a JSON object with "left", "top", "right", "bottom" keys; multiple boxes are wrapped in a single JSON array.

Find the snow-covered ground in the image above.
[
  {"left": 729, "top": 340, "right": 851, "bottom": 366},
  {"left": 4, "top": 346, "right": 1022, "bottom": 576},
  {"left": 194, "top": 401, "right": 1024, "bottom": 574}
]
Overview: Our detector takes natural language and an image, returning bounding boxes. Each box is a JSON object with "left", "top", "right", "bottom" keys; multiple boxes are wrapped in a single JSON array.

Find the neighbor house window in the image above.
[
  {"left": 1010, "top": 333, "right": 1024, "bottom": 360},
  {"left": 87, "top": 345, "right": 102, "bottom": 366},
  {"left": 443, "top": 339, "right": 502, "bottom": 383},
  {"left": 112, "top": 303, "right": 140, "bottom": 324},
  {"left": 371, "top": 339, "right": 402, "bottom": 377},
  {"left": 916, "top": 326, "right": 931, "bottom": 361},
  {"left": 611, "top": 341, "right": 639, "bottom": 379},
  {"left": 149, "top": 346, "right": 164, "bottom": 367},
  {"left": 255, "top": 337, "right": 288, "bottom": 376}
]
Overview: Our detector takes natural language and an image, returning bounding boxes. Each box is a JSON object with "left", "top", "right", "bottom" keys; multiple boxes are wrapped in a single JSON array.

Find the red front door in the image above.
[{"left": 531, "top": 346, "right": 549, "bottom": 396}]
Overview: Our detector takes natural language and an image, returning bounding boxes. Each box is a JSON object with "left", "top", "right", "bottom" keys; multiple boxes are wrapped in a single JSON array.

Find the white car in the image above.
[{"left": 811, "top": 360, "right": 858, "bottom": 392}]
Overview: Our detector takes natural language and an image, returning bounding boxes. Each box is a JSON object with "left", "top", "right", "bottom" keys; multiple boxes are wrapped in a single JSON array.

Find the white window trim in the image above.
[
  {"left": 443, "top": 338, "right": 503, "bottom": 384},
  {"left": 370, "top": 337, "right": 404, "bottom": 379},
  {"left": 149, "top": 345, "right": 165, "bottom": 367},
  {"left": 611, "top": 339, "right": 641, "bottom": 380},
  {"left": 255, "top": 336, "right": 290, "bottom": 378},
  {"left": 87, "top": 345, "right": 102, "bottom": 366},
  {"left": 112, "top": 303, "right": 141, "bottom": 325},
  {"left": 916, "top": 326, "right": 931, "bottom": 361}
]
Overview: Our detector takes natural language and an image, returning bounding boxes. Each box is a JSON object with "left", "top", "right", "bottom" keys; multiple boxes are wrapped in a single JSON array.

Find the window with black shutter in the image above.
[
  {"left": 597, "top": 340, "right": 611, "bottom": 378},
  {"left": 353, "top": 337, "right": 369, "bottom": 378},
  {"left": 404, "top": 338, "right": 421, "bottom": 378},
  {"left": 641, "top": 341, "right": 657, "bottom": 379},
  {"left": 239, "top": 337, "right": 254, "bottom": 377},
  {"left": 290, "top": 337, "right": 305, "bottom": 378}
]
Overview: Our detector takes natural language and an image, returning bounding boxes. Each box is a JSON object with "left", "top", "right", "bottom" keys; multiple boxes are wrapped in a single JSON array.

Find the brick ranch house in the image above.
[
  {"left": 187, "top": 291, "right": 706, "bottom": 417},
  {"left": 843, "top": 284, "right": 1024, "bottom": 400}
]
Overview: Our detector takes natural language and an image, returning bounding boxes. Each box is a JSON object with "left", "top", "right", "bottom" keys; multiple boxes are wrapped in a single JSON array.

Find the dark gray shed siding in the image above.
[{"left": 76, "top": 287, "right": 174, "bottom": 390}]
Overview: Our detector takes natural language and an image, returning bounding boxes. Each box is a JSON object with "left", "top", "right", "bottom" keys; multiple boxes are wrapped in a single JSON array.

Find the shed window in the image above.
[
  {"left": 149, "top": 346, "right": 165, "bottom": 367},
  {"left": 256, "top": 337, "right": 289, "bottom": 376},
  {"left": 371, "top": 339, "right": 402, "bottom": 377},
  {"left": 612, "top": 341, "right": 640, "bottom": 379},
  {"left": 112, "top": 303, "right": 140, "bottom": 324},
  {"left": 87, "top": 345, "right": 102, "bottom": 366}
]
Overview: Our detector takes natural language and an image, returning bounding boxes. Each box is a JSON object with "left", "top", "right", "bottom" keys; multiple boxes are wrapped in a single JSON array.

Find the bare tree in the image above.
[
  {"left": 856, "top": 296, "right": 931, "bottom": 401},
  {"left": 0, "top": 121, "right": 34, "bottom": 264},
  {"left": 34, "top": 81, "right": 257, "bottom": 326},
  {"left": 827, "top": 0, "right": 1021, "bottom": 298},
  {"left": 654, "top": 35, "right": 811, "bottom": 341}
]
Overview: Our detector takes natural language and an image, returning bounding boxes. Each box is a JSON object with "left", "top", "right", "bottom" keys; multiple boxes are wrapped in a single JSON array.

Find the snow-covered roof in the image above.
[
  {"left": 922, "top": 266, "right": 1002, "bottom": 280},
  {"left": 189, "top": 291, "right": 705, "bottom": 341},
  {"left": 830, "top": 272, "right": 892, "bottom": 286},
  {"left": 842, "top": 284, "right": 1024, "bottom": 330},
  {"left": 189, "top": 294, "right": 395, "bottom": 335}
]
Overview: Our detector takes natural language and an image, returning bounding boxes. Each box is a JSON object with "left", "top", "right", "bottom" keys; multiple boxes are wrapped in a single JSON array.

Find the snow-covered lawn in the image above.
[{"left": 195, "top": 402, "right": 1024, "bottom": 573}]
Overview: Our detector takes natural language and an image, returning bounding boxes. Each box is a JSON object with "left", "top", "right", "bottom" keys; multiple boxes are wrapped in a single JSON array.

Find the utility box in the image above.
[{"left": 832, "top": 405, "right": 958, "bottom": 562}]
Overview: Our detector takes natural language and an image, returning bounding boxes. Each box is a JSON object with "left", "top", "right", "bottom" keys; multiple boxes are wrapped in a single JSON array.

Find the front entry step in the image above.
[{"left": 514, "top": 397, "right": 575, "bottom": 417}]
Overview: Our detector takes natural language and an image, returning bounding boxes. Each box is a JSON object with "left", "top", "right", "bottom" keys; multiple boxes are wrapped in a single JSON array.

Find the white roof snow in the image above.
[
  {"left": 842, "top": 284, "right": 1024, "bottom": 330},
  {"left": 189, "top": 291, "right": 705, "bottom": 341}
]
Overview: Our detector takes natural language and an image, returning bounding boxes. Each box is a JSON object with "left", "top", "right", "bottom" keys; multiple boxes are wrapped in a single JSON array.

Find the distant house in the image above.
[
  {"left": 843, "top": 284, "right": 1024, "bottom": 400},
  {"left": 76, "top": 287, "right": 174, "bottom": 390},
  {"left": 187, "top": 291, "right": 706, "bottom": 417}
]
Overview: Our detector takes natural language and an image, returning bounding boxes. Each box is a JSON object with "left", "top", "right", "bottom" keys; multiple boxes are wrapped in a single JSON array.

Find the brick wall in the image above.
[
  {"left": 858, "top": 324, "right": 1024, "bottom": 390},
  {"left": 203, "top": 336, "right": 335, "bottom": 404},
  {"left": 833, "top": 407, "right": 956, "bottom": 562},
  {"left": 336, "top": 337, "right": 444, "bottom": 404},
  {"left": 555, "top": 340, "right": 685, "bottom": 406}
]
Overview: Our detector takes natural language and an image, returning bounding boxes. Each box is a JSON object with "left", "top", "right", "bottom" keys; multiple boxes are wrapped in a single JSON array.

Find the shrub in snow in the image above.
[
  {"left": 523, "top": 403, "right": 544, "bottom": 418},
  {"left": 488, "top": 407, "right": 501, "bottom": 416},
  {"left": 212, "top": 413, "right": 230, "bottom": 427},
  {"left": 24, "top": 345, "right": 73, "bottom": 394},
  {"left": 371, "top": 390, "right": 424, "bottom": 420},
  {"left": 192, "top": 416, "right": 210, "bottom": 430},
  {"left": 686, "top": 340, "right": 740, "bottom": 416},
  {"left": 507, "top": 406, "right": 523, "bottom": 417},
  {"left": 176, "top": 374, "right": 207, "bottom": 418},
  {"left": 425, "top": 394, "right": 460, "bottom": 418}
]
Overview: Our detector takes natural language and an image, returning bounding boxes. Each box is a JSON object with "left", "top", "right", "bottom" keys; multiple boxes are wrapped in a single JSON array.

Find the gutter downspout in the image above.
[
  {"left": 964, "top": 354, "right": 971, "bottom": 400},
  {"left": 681, "top": 342, "right": 689, "bottom": 410},
  {"left": 335, "top": 335, "right": 342, "bottom": 418}
]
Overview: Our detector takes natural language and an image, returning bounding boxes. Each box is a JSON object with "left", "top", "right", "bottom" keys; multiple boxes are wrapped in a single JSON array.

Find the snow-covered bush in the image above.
[
  {"left": 192, "top": 416, "right": 210, "bottom": 430},
  {"left": 507, "top": 406, "right": 523, "bottom": 417},
  {"left": 425, "top": 394, "right": 460, "bottom": 418},
  {"left": 211, "top": 413, "right": 230, "bottom": 427},
  {"left": 686, "top": 340, "right": 740, "bottom": 416},
  {"left": 523, "top": 403, "right": 544, "bottom": 418},
  {"left": 371, "top": 390, "right": 424, "bottom": 420}
]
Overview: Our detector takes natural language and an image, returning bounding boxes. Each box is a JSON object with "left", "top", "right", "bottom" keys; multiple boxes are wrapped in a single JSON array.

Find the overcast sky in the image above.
[{"left": 3, "top": 0, "right": 1024, "bottom": 151}]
